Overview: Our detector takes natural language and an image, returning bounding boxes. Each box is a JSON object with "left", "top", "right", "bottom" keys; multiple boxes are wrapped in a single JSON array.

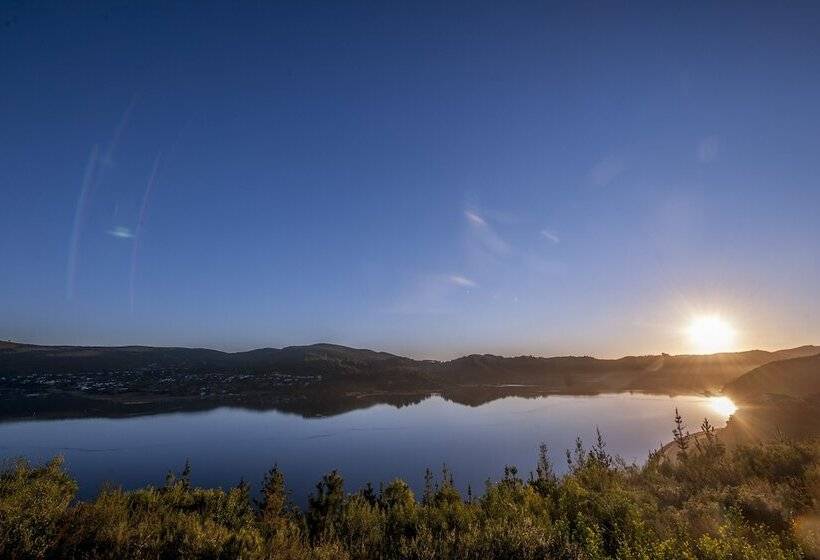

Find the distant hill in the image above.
[
  {"left": 433, "top": 346, "right": 820, "bottom": 395},
  {"left": 0, "top": 342, "right": 417, "bottom": 377},
  {"left": 3, "top": 340, "right": 817, "bottom": 384},
  {"left": 724, "top": 352, "right": 820, "bottom": 403},
  {"left": 719, "top": 353, "right": 820, "bottom": 442},
  {"left": 1, "top": 340, "right": 818, "bottom": 421}
]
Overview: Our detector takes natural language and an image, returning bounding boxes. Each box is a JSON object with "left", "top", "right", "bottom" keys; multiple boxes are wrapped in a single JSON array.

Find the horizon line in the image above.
[{"left": 3, "top": 338, "right": 818, "bottom": 364}]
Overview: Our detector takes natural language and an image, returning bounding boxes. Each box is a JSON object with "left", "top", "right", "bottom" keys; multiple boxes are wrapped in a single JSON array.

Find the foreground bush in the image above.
[{"left": 1, "top": 421, "right": 818, "bottom": 559}]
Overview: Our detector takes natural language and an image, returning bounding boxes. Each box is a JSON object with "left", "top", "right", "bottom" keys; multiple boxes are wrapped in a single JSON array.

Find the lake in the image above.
[{"left": 0, "top": 393, "right": 733, "bottom": 503}]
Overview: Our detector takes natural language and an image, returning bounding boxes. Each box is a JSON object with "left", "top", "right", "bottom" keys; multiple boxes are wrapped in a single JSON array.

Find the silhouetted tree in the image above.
[
  {"left": 256, "top": 464, "right": 298, "bottom": 534},
  {"left": 359, "top": 481, "right": 377, "bottom": 506},
  {"left": 531, "top": 443, "right": 558, "bottom": 497},
  {"left": 673, "top": 407, "right": 689, "bottom": 459},
  {"left": 423, "top": 467, "right": 435, "bottom": 505},
  {"left": 306, "top": 470, "right": 345, "bottom": 540},
  {"left": 591, "top": 426, "right": 612, "bottom": 468}
]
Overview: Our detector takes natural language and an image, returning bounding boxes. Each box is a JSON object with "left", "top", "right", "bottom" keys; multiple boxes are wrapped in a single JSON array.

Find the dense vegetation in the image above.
[{"left": 2, "top": 417, "right": 818, "bottom": 559}]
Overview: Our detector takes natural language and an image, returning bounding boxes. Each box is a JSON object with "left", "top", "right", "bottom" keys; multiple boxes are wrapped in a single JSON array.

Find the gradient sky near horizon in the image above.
[{"left": 1, "top": 2, "right": 819, "bottom": 359}]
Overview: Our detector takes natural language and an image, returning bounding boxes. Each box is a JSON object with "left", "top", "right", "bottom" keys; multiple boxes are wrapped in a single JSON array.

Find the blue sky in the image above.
[{"left": 1, "top": 2, "right": 819, "bottom": 358}]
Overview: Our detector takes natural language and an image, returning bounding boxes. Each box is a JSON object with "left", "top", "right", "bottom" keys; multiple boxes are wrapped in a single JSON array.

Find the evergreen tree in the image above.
[
  {"left": 306, "top": 469, "right": 345, "bottom": 540},
  {"left": 256, "top": 464, "right": 297, "bottom": 534},
  {"left": 673, "top": 407, "right": 689, "bottom": 459}
]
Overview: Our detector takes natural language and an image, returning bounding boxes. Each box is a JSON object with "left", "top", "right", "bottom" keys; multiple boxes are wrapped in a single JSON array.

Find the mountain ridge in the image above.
[
  {"left": 1, "top": 340, "right": 818, "bottom": 422},
  {"left": 2, "top": 339, "right": 817, "bottom": 367}
]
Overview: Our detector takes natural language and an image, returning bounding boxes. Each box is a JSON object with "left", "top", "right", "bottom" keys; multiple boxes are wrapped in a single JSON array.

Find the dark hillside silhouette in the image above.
[
  {"left": 724, "top": 352, "right": 820, "bottom": 402},
  {"left": 1, "top": 341, "right": 818, "bottom": 421}
]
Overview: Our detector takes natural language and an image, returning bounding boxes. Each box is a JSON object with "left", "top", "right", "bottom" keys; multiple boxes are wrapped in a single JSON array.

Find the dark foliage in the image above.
[{"left": 1, "top": 415, "right": 818, "bottom": 559}]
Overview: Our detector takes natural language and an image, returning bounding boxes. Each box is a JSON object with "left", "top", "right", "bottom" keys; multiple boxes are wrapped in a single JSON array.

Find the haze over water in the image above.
[{"left": 0, "top": 393, "right": 733, "bottom": 503}]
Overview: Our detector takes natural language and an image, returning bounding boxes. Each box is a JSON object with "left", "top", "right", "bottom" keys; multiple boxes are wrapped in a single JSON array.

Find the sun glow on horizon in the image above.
[{"left": 686, "top": 314, "right": 737, "bottom": 354}]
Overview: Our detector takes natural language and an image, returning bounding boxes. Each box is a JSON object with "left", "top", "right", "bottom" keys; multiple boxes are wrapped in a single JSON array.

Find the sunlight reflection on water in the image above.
[{"left": 709, "top": 396, "right": 738, "bottom": 416}]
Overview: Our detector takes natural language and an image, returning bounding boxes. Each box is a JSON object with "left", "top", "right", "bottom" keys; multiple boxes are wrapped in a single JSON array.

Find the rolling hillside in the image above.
[
  {"left": 724, "top": 352, "right": 820, "bottom": 403},
  {"left": 1, "top": 340, "right": 818, "bottom": 420}
]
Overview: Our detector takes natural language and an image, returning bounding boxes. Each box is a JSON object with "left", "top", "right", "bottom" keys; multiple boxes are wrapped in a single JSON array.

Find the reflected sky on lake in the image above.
[{"left": 0, "top": 394, "right": 732, "bottom": 503}]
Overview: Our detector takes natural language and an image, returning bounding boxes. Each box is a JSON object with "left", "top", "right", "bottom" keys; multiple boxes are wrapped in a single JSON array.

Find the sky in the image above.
[{"left": 1, "top": 1, "right": 819, "bottom": 359}]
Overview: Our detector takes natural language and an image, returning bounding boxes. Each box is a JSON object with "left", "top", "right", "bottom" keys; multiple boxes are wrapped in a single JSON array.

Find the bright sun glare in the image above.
[
  {"left": 709, "top": 396, "right": 738, "bottom": 416},
  {"left": 687, "top": 315, "right": 737, "bottom": 354}
]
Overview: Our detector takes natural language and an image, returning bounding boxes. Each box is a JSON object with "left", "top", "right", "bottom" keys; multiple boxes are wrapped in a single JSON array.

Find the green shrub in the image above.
[
  {"left": 0, "top": 418, "right": 817, "bottom": 559},
  {"left": 0, "top": 456, "right": 76, "bottom": 559}
]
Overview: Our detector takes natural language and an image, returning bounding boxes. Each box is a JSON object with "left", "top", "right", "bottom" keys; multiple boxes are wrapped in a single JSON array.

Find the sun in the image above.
[{"left": 686, "top": 315, "right": 737, "bottom": 354}]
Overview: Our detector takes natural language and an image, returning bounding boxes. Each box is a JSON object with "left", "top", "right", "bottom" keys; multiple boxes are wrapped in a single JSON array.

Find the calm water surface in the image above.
[{"left": 0, "top": 394, "right": 732, "bottom": 502}]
